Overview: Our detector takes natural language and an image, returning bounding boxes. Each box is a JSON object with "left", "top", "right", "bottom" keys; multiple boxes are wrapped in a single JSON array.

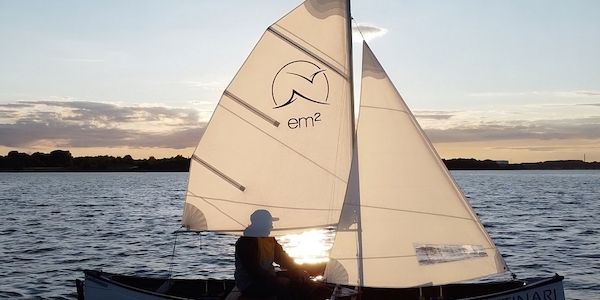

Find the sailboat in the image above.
[{"left": 77, "top": 0, "right": 565, "bottom": 299}]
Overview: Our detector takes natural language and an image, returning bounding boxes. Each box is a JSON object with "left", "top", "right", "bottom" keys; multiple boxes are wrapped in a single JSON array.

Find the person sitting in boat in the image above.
[{"left": 234, "top": 209, "right": 330, "bottom": 299}]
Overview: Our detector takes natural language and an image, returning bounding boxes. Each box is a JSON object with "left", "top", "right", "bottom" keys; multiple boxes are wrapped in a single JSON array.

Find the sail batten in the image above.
[
  {"left": 191, "top": 155, "right": 246, "bottom": 192},
  {"left": 223, "top": 90, "right": 280, "bottom": 127},
  {"left": 267, "top": 26, "right": 348, "bottom": 79}
]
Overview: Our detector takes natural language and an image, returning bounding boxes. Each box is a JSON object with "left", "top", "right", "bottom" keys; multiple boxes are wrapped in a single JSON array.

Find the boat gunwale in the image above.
[{"left": 457, "top": 274, "right": 564, "bottom": 300}]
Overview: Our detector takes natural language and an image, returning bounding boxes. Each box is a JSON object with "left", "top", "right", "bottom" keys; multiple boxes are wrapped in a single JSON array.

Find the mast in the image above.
[
  {"left": 345, "top": 0, "right": 365, "bottom": 288},
  {"left": 346, "top": 1, "right": 355, "bottom": 136}
]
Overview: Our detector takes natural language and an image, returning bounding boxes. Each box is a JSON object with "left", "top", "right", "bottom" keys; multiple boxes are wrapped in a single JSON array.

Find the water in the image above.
[{"left": 0, "top": 171, "right": 598, "bottom": 299}]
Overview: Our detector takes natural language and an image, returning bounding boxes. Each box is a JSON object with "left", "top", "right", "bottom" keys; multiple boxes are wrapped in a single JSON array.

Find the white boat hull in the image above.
[{"left": 77, "top": 270, "right": 236, "bottom": 300}]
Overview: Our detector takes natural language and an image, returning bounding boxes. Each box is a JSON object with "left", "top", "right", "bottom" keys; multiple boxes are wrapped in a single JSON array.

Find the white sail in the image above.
[
  {"left": 325, "top": 42, "right": 507, "bottom": 287},
  {"left": 182, "top": 0, "right": 353, "bottom": 235}
]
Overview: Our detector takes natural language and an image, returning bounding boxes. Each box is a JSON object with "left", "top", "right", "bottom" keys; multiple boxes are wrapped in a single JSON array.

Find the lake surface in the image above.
[{"left": 0, "top": 171, "right": 598, "bottom": 299}]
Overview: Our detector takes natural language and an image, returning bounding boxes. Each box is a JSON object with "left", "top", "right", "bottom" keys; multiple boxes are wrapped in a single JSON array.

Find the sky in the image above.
[{"left": 1, "top": 0, "right": 600, "bottom": 163}]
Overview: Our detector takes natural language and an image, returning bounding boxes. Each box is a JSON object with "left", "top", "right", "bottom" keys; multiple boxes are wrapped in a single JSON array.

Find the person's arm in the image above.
[
  {"left": 273, "top": 240, "right": 297, "bottom": 270},
  {"left": 274, "top": 240, "right": 326, "bottom": 277}
]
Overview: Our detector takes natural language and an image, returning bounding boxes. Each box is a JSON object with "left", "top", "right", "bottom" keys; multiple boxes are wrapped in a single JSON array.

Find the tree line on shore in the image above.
[
  {"left": 0, "top": 150, "right": 189, "bottom": 171},
  {"left": 0, "top": 150, "right": 599, "bottom": 171}
]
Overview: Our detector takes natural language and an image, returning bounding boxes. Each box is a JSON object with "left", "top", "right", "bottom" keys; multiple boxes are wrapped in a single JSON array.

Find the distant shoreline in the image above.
[{"left": 1, "top": 150, "right": 599, "bottom": 171}]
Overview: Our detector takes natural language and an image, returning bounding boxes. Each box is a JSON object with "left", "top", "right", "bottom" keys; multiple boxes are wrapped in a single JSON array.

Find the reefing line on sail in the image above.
[
  {"left": 223, "top": 90, "right": 280, "bottom": 127},
  {"left": 187, "top": 193, "right": 342, "bottom": 212},
  {"left": 191, "top": 155, "right": 246, "bottom": 191},
  {"left": 185, "top": 191, "right": 342, "bottom": 233},
  {"left": 267, "top": 26, "right": 348, "bottom": 79},
  {"left": 181, "top": 224, "right": 339, "bottom": 234}
]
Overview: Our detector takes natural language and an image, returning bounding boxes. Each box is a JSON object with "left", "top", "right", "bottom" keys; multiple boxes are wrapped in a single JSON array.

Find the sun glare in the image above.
[{"left": 277, "top": 229, "right": 334, "bottom": 264}]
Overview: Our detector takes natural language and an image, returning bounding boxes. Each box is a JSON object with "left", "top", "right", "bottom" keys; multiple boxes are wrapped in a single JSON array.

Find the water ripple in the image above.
[{"left": 0, "top": 171, "right": 598, "bottom": 299}]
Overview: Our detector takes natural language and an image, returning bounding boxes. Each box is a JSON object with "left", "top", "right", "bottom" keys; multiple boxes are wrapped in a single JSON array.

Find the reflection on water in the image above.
[
  {"left": 1, "top": 171, "right": 599, "bottom": 299},
  {"left": 277, "top": 229, "right": 334, "bottom": 264}
]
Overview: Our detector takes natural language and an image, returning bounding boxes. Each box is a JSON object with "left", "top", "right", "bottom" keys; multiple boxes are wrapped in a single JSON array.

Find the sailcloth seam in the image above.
[
  {"left": 267, "top": 26, "right": 347, "bottom": 80},
  {"left": 184, "top": 224, "right": 338, "bottom": 233},
  {"left": 186, "top": 193, "right": 341, "bottom": 211},
  {"left": 217, "top": 104, "right": 348, "bottom": 184},
  {"left": 360, "top": 105, "right": 408, "bottom": 114},
  {"left": 355, "top": 203, "right": 474, "bottom": 221},
  {"left": 190, "top": 192, "right": 245, "bottom": 228},
  {"left": 223, "top": 90, "right": 280, "bottom": 127}
]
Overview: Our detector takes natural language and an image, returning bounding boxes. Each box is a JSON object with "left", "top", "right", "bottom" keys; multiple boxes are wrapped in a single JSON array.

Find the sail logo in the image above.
[{"left": 271, "top": 60, "right": 329, "bottom": 109}]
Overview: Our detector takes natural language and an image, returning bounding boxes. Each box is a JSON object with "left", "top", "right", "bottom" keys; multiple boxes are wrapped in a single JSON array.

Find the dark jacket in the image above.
[{"left": 234, "top": 236, "right": 296, "bottom": 291}]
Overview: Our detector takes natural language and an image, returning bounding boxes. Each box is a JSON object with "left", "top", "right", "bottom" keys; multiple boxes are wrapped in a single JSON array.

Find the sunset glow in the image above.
[
  {"left": 1, "top": 1, "right": 599, "bottom": 162},
  {"left": 277, "top": 230, "right": 334, "bottom": 264}
]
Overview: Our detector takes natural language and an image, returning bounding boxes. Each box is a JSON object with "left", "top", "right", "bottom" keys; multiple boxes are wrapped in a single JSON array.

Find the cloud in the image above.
[
  {"left": 0, "top": 100, "right": 206, "bottom": 149},
  {"left": 185, "top": 80, "right": 226, "bottom": 91},
  {"left": 578, "top": 103, "right": 600, "bottom": 107},
  {"left": 1, "top": 103, "right": 34, "bottom": 108},
  {"left": 469, "top": 90, "right": 600, "bottom": 98},
  {"left": 15, "top": 100, "right": 199, "bottom": 126},
  {"left": 61, "top": 58, "right": 105, "bottom": 63},
  {"left": 573, "top": 91, "right": 600, "bottom": 97},
  {"left": 352, "top": 23, "right": 388, "bottom": 42},
  {"left": 491, "top": 145, "right": 600, "bottom": 152},
  {"left": 425, "top": 117, "right": 600, "bottom": 143},
  {"left": 414, "top": 111, "right": 454, "bottom": 120}
]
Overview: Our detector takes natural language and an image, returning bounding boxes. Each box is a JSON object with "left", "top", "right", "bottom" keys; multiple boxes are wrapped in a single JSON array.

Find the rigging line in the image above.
[
  {"left": 187, "top": 193, "right": 341, "bottom": 212},
  {"left": 168, "top": 229, "right": 179, "bottom": 278},
  {"left": 343, "top": 202, "right": 474, "bottom": 221},
  {"left": 334, "top": 247, "right": 497, "bottom": 260},
  {"left": 360, "top": 105, "right": 409, "bottom": 115},
  {"left": 268, "top": 25, "right": 347, "bottom": 80},
  {"left": 351, "top": 18, "right": 368, "bottom": 43},
  {"left": 217, "top": 104, "right": 348, "bottom": 184},
  {"left": 192, "top": 192, "right": 246, "bottom": 228}
]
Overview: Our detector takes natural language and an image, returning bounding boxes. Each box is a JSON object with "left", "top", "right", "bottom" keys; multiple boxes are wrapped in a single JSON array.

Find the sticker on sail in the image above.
[
  {"left": 415, "top": 244, "right": 488, "bottom": 265},
  {"left": 271, "top": 60, "right": 329, "bottom": 109}
]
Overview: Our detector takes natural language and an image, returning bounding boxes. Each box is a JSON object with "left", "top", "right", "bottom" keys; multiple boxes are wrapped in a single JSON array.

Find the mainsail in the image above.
[
  {"left": 182, "top": 0, "right": 353, "bottom": 235},
  {"left": 325, "top": 42, "right": 508, "bottom": 288}
]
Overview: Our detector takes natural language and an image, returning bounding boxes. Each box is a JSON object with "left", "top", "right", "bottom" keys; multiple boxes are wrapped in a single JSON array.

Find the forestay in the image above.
[
  {"left": 182, "top": 0, "right": 353, "bottom": 235},
  {"left": 325, "top": 43, "right": 508, "bottom": 288}
]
